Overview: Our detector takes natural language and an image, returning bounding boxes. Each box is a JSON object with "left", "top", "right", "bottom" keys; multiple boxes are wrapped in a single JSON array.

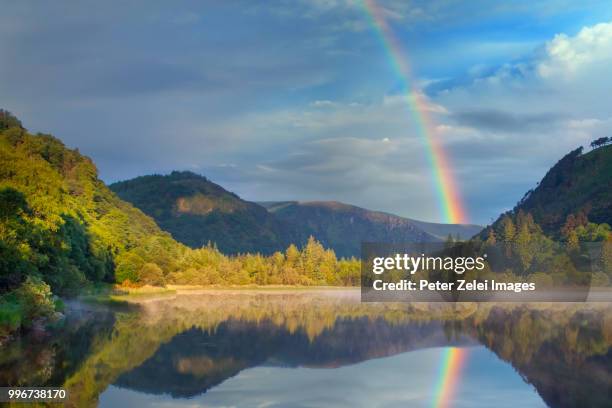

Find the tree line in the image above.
[{"left": 120, "top": 236, "right": 360, "bottom": 287}]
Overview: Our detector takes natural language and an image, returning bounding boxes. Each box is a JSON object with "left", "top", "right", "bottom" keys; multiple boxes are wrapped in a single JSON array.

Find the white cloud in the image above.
[{"left": 537, "top": 22, "right": 612, "bottom": 78}]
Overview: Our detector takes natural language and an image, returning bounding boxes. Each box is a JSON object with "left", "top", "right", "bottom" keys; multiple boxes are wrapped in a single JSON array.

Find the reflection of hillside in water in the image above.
[
  {"left": 471, "top": 306, "right": 612, "bottom": 408},
  {"left": 2, "top": 291, "right": 610, "bottom": 407},
  {"left": 115, "top": 317, "right": 475, "bottom": 397}
]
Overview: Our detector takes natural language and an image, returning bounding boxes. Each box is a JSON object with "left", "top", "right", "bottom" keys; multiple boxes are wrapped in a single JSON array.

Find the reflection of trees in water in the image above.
[
  {"left": 4, "top": 292, "right": 611, "bottom": 407},
  {"left": 0, "top": 307, "right": 116, "bottom": 388},
  {"left": 466, "top": 306, "right": 612, "bottom": 408}
]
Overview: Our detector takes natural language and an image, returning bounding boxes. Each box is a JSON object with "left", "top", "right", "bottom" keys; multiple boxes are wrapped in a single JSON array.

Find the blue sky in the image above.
[{"left": 2, "top": 0, "right": 612, "bottom": 224}]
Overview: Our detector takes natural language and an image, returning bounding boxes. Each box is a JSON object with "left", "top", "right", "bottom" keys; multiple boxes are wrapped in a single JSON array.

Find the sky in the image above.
[{"left": 1, "top": 0, "right": 612, "bottom": 225}]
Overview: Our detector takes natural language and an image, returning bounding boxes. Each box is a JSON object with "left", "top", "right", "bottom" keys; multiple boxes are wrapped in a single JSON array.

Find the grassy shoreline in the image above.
[{"left": 76, "top": 283, "right": 355, "bottom": 304}]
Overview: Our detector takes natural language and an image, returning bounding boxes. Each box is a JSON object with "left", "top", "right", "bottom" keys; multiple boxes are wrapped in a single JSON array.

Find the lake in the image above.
[{"left": 1, "top": 290, "right": 611, "bottom": 407}]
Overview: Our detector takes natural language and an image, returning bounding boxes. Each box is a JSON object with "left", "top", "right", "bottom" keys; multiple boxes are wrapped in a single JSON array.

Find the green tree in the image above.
[
  {"left": 500, "top": 215, "right": 516, "bottom": 242},
  {"left": 115, "top": 252, "right": 145, "bottom": 283},
  {"left": 302, "top": 236, "right": 326, "bottom": 283},
  {"left": 0, "top": 110, "right": 22, "bottom": 131},
  {"left": 139, "top": 263, "right": 165, "bottom": 286},
  {"left": 285, "top": 244, "right": 300, "bottom": 268}
]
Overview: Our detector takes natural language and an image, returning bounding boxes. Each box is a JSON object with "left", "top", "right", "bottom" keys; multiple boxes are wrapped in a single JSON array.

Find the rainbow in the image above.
[
  {"left": 361, "top": 0, "right": 467, "bottom": 224},
  {"left": 432, "top": 347, "right": 468, "bottom": 408}
]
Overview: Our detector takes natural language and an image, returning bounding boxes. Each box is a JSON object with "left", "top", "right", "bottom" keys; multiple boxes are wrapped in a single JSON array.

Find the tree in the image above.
[
  {"left": 444, "top": 233, "right": 455, "bottom": 249},
  {"left": 139, "top": 263, "right": 165, "bottom": 286},
  {"left": 498, "top": 215, "right": 516, "bottom": 258},
  {"left": 0, "top": 109, "right": 23, "bottom": 131},
  {"left": 115, "top": 252, "right": 145, "bottom": 283},
  {"left": 590, "top": 137, "right": 610, "bottom": 149},
  {"left": 575, "top": 223, "right": 611, "bottom": 242},
  {"left": 302, "top": 236, "right": 326, "bottom": 283},
  {"left": 515, "top": 222, "right": 534, "bottom": 273},
  {"left": 567, "top": 230, "right": 580, "bottom": 252},
  {"left": 0, "top": 188, "right": 37, "bottom": 291},
  {"left": 500, "top": 215, "right": 516, "bottom": 242},
  {"left": 485, "top": 229, "right": 496, "bottom": 245},
  {"left": 561, "top": 214, "right": 578, "bottom": 238},
  {"left": 285, "top": 244, "right": 300, "bottom": 268}
]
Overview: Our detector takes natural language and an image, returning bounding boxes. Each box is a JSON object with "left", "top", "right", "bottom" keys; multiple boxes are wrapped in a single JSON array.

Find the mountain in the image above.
[
  {"left": 259, "top": 201, "right": 482, "bottom": 258},
  {"left": 260, "top": 202, "right": 482, "bottom": 243},
  {"left": 0, "top": 113, "right": 186, "bottom": 296},
  {"left": 385, "top": 216, "right": 482, "bottom": 241},
  {"left": 111, "top": 174, "right": 482, "bottom": 258},
  {"left": 486, "top": 144, "right": 612, "bottom": 236},
  {"left": 110, "top": 172, "right": 289, "bottom": 254}
]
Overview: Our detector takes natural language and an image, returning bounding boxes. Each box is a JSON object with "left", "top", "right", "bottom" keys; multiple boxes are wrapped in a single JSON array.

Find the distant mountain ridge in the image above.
[
  {"left": 260, "top": 201, "right": 482, "bottom": 257},
  {"left": 111, "top": 173, "right": 482, "bottom": 257},
  {"left": 259, "top": 201, "right": 482, "bottom": 241}
]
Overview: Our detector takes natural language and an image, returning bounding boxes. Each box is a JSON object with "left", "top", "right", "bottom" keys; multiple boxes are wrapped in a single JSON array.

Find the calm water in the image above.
[{"left": 1, "top": 290, "right": 611, "bottom": 407}]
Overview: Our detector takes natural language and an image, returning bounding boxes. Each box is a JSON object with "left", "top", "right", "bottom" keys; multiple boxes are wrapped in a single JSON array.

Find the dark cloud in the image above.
[{"left": 451, "top": 109, "right": 564, "bottom": 133}]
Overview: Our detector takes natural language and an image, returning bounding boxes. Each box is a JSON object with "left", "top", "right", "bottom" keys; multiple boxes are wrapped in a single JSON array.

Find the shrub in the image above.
[{"left": 14, "top": 276, "right": 56, "bottom": 323}]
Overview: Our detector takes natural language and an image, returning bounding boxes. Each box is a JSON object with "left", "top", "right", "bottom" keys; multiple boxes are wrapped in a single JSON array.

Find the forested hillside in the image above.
[
  {"left": 0, "top": 111, "right": 182, "bottom": 296},
  {"left": 262, "top": 201, "right": 482, "bottom": 256},
  {"left": 483, "top": 144, "right": 612, "bottom": 243},
  {"left": 508, "top": 145, "right": 612, "bottom": 234},
  {"left": 476, "top": 143, "right": 612, "bottom": 282},
  {"left": 262, "top": 201, "right": 440, "bottom": 257},
  {"left": 110, "top": 172, "right": 289, "bottom": 254}
]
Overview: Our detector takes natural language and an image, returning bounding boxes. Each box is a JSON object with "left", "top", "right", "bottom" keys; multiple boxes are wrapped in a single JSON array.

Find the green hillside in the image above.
[
  {"left": 110, "top": 172, "right": 290, "bottom": 254},
  {"left": 476, "top": 143, "right": 612, "bottom": 281},
  {"left": 0, "top": 112, "right": 184, "bottom": 297},
  {"left": 510, "top": 145, "right": 612, "bottom": 234},
  {"left": 483, "top": 144, "right": 612, "bottom": 242}
]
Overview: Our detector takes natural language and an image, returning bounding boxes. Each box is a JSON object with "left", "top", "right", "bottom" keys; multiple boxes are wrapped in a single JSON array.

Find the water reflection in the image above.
[
  {"left": 101, "top": 348, "right": 547, "bottom": 408},
  {"left": 112, "top": 318, "right": 474, "bottom": 398},
  {"left": 1, "top": 290, "right": 611, "bottom": 407}
]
